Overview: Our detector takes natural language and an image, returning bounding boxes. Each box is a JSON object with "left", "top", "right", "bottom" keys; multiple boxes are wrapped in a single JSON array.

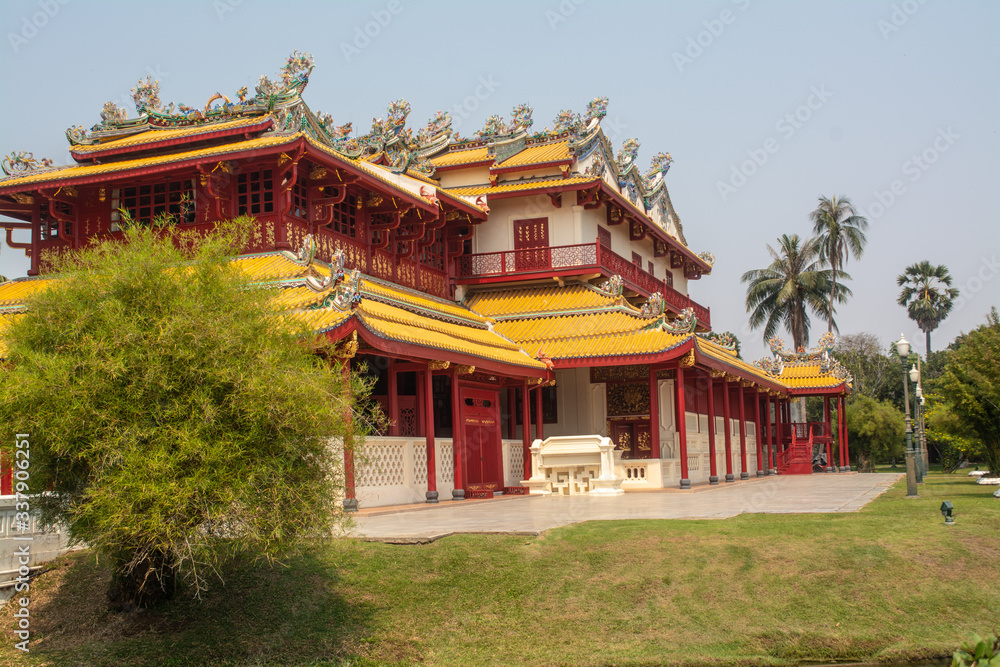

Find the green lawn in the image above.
[{"left": 2, "top": 471, "right": 997, "bottom": 666}]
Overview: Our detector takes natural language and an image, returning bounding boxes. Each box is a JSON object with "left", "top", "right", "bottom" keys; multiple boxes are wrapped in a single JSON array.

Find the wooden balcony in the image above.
[{"left": 455, "top": 242, "right": 711, "bottom": 327}]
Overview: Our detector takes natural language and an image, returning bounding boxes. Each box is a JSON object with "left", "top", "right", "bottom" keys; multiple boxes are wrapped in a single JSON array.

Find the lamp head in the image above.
[
  {"left": 896, "top": 334, "right": 910, "bottom": 360},
  {"left": 909, "top": 364, "right": 920, "bottom": 383},
  {"left": 940, "top": 501, "right": 954, "bottom": 524}
]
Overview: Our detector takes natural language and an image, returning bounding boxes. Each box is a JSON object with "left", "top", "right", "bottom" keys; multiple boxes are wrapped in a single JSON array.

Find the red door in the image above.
[
  {"left": 462, "top": 389, "right": 503, "bottom": 490},
  {"left": 513, "top": 218, "right": 549, "bottom": 271}
]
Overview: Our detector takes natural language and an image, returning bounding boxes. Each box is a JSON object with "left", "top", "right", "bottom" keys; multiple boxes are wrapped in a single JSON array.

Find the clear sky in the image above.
[{"left": 1, "top": 0, "right": 997, "bottom": 363}]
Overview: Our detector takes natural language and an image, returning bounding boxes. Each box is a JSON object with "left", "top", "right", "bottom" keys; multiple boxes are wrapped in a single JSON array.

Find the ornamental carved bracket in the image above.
[
  {"left": 428, "top": 360, "right": 450, "bottom": 371},
  {"left": 330, "top": 331, "right": 358, "bottom": 360},
  {"left": 679, "top": 350, "right": 696, "bottom": 368},
  {"left": 454, "top": 364, "right": 475, "bottom": 375}
]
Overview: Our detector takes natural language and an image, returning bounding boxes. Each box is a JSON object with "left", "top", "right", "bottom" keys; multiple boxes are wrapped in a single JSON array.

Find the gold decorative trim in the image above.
[{"left": 679, "top": 350, "right": 695, "bottom": 368}]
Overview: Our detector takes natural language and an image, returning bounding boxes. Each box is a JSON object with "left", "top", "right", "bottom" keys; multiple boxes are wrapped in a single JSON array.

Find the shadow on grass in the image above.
[{"left": 11, "top": 545, "right": 384, "bottom": 667}]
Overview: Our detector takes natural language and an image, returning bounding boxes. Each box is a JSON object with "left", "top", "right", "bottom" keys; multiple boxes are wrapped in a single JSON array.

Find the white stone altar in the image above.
[{"left": 521, "top": 435, "right": 624, "bottom": 496}]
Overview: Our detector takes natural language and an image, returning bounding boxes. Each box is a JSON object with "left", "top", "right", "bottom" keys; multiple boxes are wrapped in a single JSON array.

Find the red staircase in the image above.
[{"left": 775, "top": 423, "right": 826, "bottom": 475}]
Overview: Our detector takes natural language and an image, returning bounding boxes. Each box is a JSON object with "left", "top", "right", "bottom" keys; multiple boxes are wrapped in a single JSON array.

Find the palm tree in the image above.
[
  {"left": 742, "top": 234, "right": 849, "bottom": 350},
  {"left": 810, "top": 195, "right": 868, "bottom": 333},
  {"left": 897, "top": 261, "right": 959, "bottom": 353}
]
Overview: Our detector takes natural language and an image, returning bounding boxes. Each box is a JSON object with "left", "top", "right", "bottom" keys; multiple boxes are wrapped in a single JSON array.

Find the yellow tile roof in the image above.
[
  {"left": 0, "top": 278, "right": 53, "bottom": 307},
  {"left": 429, "top": 146, "right": 491, "bottom": 168},
  {"left": 70, "top": 116, "right": 274, "bottom": 154},
  {"left": 493, "top": 310, "right": 647, "bottom": 343},
  {"left": 696, "top": 337, "right": 780, "bottom": 386},
  {"left": 0, "top": 134, "right": 301, "bottom": 189},
  {"left": 496, "top": 141, "right": 571, "bottom": 168},
  {"left": 466, "top": 283, "right": 625, "bottom": 318},
  {"left": 446, "top": 176, "right": 599, "bottom": 197},
  {"left": 357, "top": 299, "right": 544, "bottom": 369}
]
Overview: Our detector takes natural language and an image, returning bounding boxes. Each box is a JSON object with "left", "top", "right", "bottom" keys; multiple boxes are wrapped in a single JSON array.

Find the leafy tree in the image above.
[
  {"left": 842, "top": 394, "right": 905, "bottom": 472},
  {"left": 924, "top": 392, "right": 982, "bottom": 472},
  {"left": 0, "top": 218, "right": 369, "bottom": 609},
  {"left": 742, "top": 233, "right": 848, "bottom": 351},
  {"left": 938, "top": 307, "right": 1000, "bottom": 474},
  {"left": 832, "top": 332, "right": 901, "bottom": 404},
  {"left": 810, "top": 195, "right": 868, "bottom": 333},
  {"left": 897, "top": 261, "right": 960, "bottom": 353}
]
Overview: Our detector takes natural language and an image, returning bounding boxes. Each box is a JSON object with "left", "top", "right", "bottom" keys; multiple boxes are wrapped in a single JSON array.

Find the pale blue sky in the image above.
[{"left": 2, "top": 0, "right": 997, "bottom": 362}]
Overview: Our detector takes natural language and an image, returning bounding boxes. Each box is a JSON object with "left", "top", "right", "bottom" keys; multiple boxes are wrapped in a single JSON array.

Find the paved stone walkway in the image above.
[{"left": 351, "top": 473, "right": 903, "bottom": 542}]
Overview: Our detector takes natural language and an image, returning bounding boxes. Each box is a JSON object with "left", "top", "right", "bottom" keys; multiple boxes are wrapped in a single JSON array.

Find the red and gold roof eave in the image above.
[
  {"left": 69, "top": 117, "right": 276, "bottom": 162},
  {"left": 432, "top": 158, "right": 495, "bottom": 173},
  {"left": 786, "top": 383, "right": 851, "bottom": 397},
  {"left": 598, "top": 181, "right": 712, "bottom": 275},
  {"left": 690, "top": 346, "right": 787, "bottom": 394},
  {"left": 0, "top": 135, "right": 439, "bottom": 220},
  {"left": 546, "top": 337, "right": 696, "bottom": 370},
  {"left": 490, "top": 157, "right": 574, "bottom": 177},
  {"left": 318, "top": 316, "right": 553, "bottom": 382}
]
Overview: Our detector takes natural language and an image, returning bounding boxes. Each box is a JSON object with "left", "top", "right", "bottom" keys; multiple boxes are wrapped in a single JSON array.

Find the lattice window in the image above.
[
  {"left": 439, "top": 442, "right": 454, "bottom": 484},
  {"left": 113, "top": 179, "right": 195, "bottom": 229},
  {"left": 291, "top": 180, "right": 308, "bottom": 220},
  {"left": 399, "top": 407, "right": 417, "bottom": 437},
  {"left": 664, "top": 269, "right": 674, "bottom": 288},
  {"left": 509, "top": 445, "right": 524, "bottom": 482},
  {"left": 39, "top": 201, "right": 73, "bottom": 239},
  {"left": 419, "top": 227, "right": 445, "bottom": 271},
  {"left": 237, "top": 169, "right": 274, "bottom": 216},
  {"left": 632, "top": 251, "right": 642, "bottom": 267},
  {"left": 356, "top": 442, "right": 406, "bottom": 488},
  {"left": 413, "top": 443, "right": 428, "bottom": 485},
  {"left": 330, "top": 195, "right": 359, "bottom": 238},
  {"left": 648, "top": 260, "right": 655, "bottom": 277},
  {"left": 597, "top": 225, "right": 611, "bottom": 248}
]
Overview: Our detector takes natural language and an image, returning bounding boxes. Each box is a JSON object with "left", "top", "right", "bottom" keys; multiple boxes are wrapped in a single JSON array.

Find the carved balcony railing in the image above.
[{"left": 455, "top": 241, "right": 711, "bottom": 327}]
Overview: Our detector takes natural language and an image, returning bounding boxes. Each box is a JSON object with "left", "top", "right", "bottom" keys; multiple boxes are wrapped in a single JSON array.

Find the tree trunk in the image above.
[
  {"left": 107, "top": 547, "right": 177, "bottom": 612},
  {"left": 925, "top": 329, "right": 932, "bottom": 355},
  {"left": 829, "top": 261, "right": 836, "bottom": 333}
]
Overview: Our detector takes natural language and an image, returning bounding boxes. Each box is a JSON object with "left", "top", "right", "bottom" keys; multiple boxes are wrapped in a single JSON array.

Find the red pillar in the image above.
[
  {"left": 722, "top": 380, "right": 734, "bottom": 482},
  {"left": 649, "top": 366, "right": 660, "bottom": 459},
  {"left": 843, "top": 397, "right": 851, "bottom": 471},
  {"left": 738, "top": 385, "right": 749, "bottom": 480},
  {"left": 341, "top": 363, "right": 358, "bottom": 512},
  {"left": 838, "top": 396, "right": 846, "bottom": 472},
  {"left": 677, "top": 366, "right": 690, "bottom": 489},
  {"left": 451, "top": 371, "right": 464, "bottom": 500},
  {"left": 765, "top": 394, "right": 773, "bottom": 474},
  {"left": 774, "top": 396, "right": 783, "bottom": 473},
  {"left": 534, "top": 385, "right": 544, "bottom": 442},
  {"left": 522, "top": 382, "right": 532, "bottom": 481},
  {"left": 707, "top": 375, "right": 719, "bottom": 484},
  {"left": 754, "top": 388, "right": 764, "bottom": 476},
  {"left": 387, "top": 359, "right": 398, "bottom": 437},
  {"left": 824, "top": 396, "right": 833, "bottom": 473},
  {"left": 424, "top": 366, "right": 437, "bottom": 503}
]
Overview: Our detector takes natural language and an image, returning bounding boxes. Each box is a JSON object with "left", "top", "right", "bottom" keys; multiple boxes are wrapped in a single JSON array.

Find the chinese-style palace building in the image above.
[{"left": 0, "top": 55, "right": 853, "bottom": 506}]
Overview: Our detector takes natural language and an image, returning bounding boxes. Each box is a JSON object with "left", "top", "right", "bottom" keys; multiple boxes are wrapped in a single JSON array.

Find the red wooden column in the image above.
[
  {"left": 534, "top": 386, "right": 544, "bottom": 442},
  {"left": 722, "top": 379, "right": 734, "bottom": 482},
  {"left": 764, "top": 394, "right": 773, "bottom": 474},
  {"left": 754, "top": 388, "right": 764, "bottom": 476},
  {"left": 738, "top": 384, "right": 749, "bottom": 480},
  {"left": 424, "top": 366, "right": 438, "bottom": 503},
  {"left": 823, "top": 396, "right": 833, "bottom": 473},
  {"left": 341, "top": 363, "right": 358, "bottom": 512},
  {"left": 837, "top": 396, "right": 846, "bottom": 472},
  {"left": 677, "top": 366, "right": 690, "bottom": 489},
  {"left": 387, "top": 359, "right": 398, "bottom": 437},
  {"left": 649, "top": 366, "right": 660, "bottom": 459},
  {"left": 451, "top": 370, "right": 465, "bottom": 500},
  {"left": 774, "top": 396, "right": 783, "bottom": 473},
  {"left": 521, "top": 382, "right": 532, "bottom": 481},
  {"left": 707, "top": 375, "right": 719, "bottom": 485},
  {"left": 843, "top": 398, "right": 851, "bottom": 471}
]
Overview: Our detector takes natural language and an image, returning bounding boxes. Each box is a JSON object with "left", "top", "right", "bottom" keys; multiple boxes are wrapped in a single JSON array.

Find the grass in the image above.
[{"left": 1, "top": 471, "right": 997, "bottom": 666}]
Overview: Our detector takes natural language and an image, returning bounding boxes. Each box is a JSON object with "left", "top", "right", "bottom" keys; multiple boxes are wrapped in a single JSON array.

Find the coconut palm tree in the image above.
[
  {"left": 810, "top": 195, "right": 868, "bottom": 333},
  {"left": 742, "top": 234, "right": 849, "bottom": 351},
  {"left": 897, "top": 261, "right": 959, "bottom": 353}
]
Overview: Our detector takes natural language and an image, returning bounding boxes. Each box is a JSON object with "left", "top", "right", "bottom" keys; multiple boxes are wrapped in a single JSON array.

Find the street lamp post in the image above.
[
  {"left": 915, "top": 384, "right": 926, "bottom": 480},
  {"left": 896, "top": 334, "right": 919, "bottom": 498},
  {"left": 910, "top": 364, "right": 923, "bottom": 484}
]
